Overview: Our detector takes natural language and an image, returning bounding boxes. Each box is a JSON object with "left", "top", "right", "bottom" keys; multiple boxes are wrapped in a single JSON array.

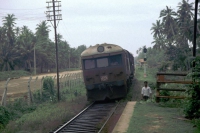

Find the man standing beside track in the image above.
[{"left": 141, "top": 81, "right": 152, "bottom": 101}]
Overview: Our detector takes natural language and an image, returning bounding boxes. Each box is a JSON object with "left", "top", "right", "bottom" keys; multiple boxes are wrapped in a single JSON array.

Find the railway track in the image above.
[{"left": 52, "top": 101, "right": 117, "bottom": 133}]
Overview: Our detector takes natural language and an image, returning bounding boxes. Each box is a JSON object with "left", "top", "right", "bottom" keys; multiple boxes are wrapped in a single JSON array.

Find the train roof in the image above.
[{"left": 81, "top": 43, "right": 124, "bottom": 57}]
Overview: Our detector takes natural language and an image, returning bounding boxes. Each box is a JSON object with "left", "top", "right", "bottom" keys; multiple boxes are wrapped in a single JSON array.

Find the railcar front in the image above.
[{"left": 81, "top": 43, "right": 130, "bottom": 101}]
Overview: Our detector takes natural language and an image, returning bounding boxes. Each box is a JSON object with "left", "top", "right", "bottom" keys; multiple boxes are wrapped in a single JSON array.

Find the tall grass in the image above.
[
  {"left": 0, "top": 70, "right": 30, "bottom": 81},
  {"left": 2, "top": 83, "right": 87, "bottom": 133}
]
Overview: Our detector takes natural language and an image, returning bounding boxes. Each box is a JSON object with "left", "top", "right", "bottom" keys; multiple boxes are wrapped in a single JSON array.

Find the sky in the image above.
[{"left": 0, "top": 0, "right": 195, "bottom": 56}]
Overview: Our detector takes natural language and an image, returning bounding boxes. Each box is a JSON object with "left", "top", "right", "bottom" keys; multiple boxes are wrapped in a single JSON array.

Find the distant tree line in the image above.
[
  {"left": 0, "top": 14, "right": 87, "bottom": 73},
  {"left": 138, "top": 0, "right": 200, "bottom": 71}
]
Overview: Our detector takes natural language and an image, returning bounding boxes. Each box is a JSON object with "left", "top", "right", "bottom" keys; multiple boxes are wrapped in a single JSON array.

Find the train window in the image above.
[
  {"left": 109, "top": 55, "right": 122, "bottom": 66},
  {"left": 97, "top": 58, "right": 108, "bottom": 68},
  {"left": 84, "top": 59, "right": 95, "bottom": 69}
]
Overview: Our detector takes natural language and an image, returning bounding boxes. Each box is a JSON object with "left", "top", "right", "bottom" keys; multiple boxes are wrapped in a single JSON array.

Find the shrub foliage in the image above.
[
  {"left": 42, "top": 77, "right": 56, "bottom": 101},
  {"left": 184, "top": 57, "right": 200, "bottom": 119},
  {"left": 0, "top": 106, "right": 10, "bottom": 127}
]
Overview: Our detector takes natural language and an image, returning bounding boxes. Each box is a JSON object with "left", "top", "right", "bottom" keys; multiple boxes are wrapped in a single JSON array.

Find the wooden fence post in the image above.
[
  {"left": 79, "top": 73, "right": 81, "bottom": 84},
  {"left": 69, "top": 74, "right": 72, "bottom": 90},
  {"left": 1, "top": 78, "right": 10, "bottom": 106},
  {"left": 34, "top": 76, "right": 38, "bottom": 90},
  {"left": 80, "top": 72, "right": 83, "bottom": 84},
  {"left": 74, "top": 73, "right": 76, "bottom": 87},
  {"left": 64, "top": 74, "right": 67, "bottom": 87},
  {"left": 61, "top": 75, "right": 64, "bottom": 89},
  {"left": 75, "top": 73, "right": 77, "bottom": 87},
  {"left": 41, "top": 76, "right": 44, "bottom": 99},
  {"left": 65, "top": 74, "right": 68, "bottom": 87},
  {"left": 72, "top": 73, "right": 74, "bottom": 87},
  {"left": 27, "top": 77, "right": 32, "bottom": 105}
]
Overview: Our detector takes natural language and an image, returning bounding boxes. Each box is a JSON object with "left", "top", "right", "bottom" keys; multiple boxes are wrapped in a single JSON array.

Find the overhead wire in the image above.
[
  {"left": 0, "top": 6, "right": 75, "bottom": 46},
  {"left": 60, "top": 21, "right": 74, "bottom": 44},
  {"left": 0, "top": 7, "right": 46, "bottom": 10}
]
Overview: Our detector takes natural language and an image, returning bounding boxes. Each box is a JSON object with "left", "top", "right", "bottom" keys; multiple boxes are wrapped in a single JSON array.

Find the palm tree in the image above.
[
  {"left": 151, "top": 20, "right": 167, "bottom": 49},
  {"left": 15, "top": 27, "right": 20, "bottom": 37},
  {"left": 57, "top": 34, "right": 69, "bottom": 69},
  {"left": 160, "top": 6, "right": 177, "bottom": 44},
  {"left": 151, "top": 20, "right": 163, "bottom": 39},
  {"left": 16, "top": 26, "right": 36, "bottom": 71},
  {"left": 35, "top": 21, "right": 52, "bottom": 72},
  {"left": 0, "top": 14, "right": 18, "bottom": 71},
  {"left": 151, "top": 37, "right": 167, "bottom": 50},
  {"left": 36, "top": 21, "right": 50, "bottom": 40},
  {"left": 176, "top": 0, "right": 194, "bottom": 48},
  {"left": 3, "top": 14, "right": 16, "bottom": 46}
]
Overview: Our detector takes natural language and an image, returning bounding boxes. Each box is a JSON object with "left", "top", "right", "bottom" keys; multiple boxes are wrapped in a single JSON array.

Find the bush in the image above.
[
  {"left": 184, "top": 95, "right": 200, "bottom": 119},
  {"left": 159, "top": 90, "right": 170, "bottom": 102},
  {"left": 0, "top": 106, "right": 10, "bottom": 127},
  {"left": 184, "top": 57, "right": 200, "bottom": 119},
  {"left": 6, "top": 98, "right": 37, "bottom": 120},
  {"left": 193, "top": 119, "right": 200, "bottom": 131},
  {"left": 42, "top": 77, "right": 56, "bottom": 101}
]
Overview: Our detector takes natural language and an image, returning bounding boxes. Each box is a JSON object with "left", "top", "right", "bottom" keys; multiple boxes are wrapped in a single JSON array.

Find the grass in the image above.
[
  {"left": 126, "top": 67, "right": 198, "bottom": 133},
  {"left": 0, "top": 70, "right": 30, "bottom": 81},
  {"left": 16, "top": 102, "right": 76, "bottom": 133},
  {"left": 127, "top": 101, "right": 196, "bottom": 133},
  {"left": 136, "top": 67, "right": 157, "bottom": 83},
  {"left": 135, "top": 67, "right": 157, "bottom": 90},
  {"left": 2, "top": 83, "right": 88, "bottom": 133},
  {"left": 4, "top": 101, "right": 87, "bottom": 133}
]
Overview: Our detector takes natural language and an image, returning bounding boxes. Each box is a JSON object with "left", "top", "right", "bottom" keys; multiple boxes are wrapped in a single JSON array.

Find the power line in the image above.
[
  {"left": 0, "top": 7, "right": 45, "bottom": 10},
  {"left": 58, "top": 21, "right": 74, "bottom": 44}
]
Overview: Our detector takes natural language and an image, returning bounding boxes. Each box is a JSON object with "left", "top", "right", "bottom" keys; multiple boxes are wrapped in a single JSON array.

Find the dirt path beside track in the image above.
[
  {"left": 0, "top": 70, "right": 81, "bottom": 101},
  {"left": 132, "top": 78, "right": 143, "bottom": 101}
]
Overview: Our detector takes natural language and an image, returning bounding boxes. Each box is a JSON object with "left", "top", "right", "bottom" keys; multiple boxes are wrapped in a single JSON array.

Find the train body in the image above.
[{"left": 81, "top": 43, "right": 134, "bottom": 101}]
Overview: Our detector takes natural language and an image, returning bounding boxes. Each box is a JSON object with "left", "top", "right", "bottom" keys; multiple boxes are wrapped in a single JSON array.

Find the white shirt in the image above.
[{"left": 141, "top": 86, "right": 152, "bottom": 97}]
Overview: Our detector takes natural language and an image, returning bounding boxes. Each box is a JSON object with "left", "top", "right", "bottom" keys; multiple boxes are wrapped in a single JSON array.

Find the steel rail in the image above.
[
  {"left": 98, "top": 102, "right": 118, "bottom": 133},
  {"left": 53, "top": 102, "right": 95, "bottom": 133},
  {"left": 51, "top": 101, "right": 117, "bottom": 133}
]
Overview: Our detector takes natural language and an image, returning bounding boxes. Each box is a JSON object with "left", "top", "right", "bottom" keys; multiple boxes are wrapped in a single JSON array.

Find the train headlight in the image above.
[{"left": 97, "top": 46, "right": 104, "bottom": 52}]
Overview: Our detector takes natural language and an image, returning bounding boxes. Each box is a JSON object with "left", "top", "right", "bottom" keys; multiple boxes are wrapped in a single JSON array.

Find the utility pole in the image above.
[
  {"left": 193, "top": 0, "right": 198, "bottom": 68},
  {"left": 69, "top": 50, "right": 70, "bottom": 71},
  {"left": 79, "top": 56, "right": 81, "bottom": 69},
  {"left": 34, "top": 44, "right": 36, "bottom": 75},
  {"left": 143, "top": 47, "right": 147, "bottom": 77},
  {"left": 46, "top": 0, "right": 62, "bottom": 101}
]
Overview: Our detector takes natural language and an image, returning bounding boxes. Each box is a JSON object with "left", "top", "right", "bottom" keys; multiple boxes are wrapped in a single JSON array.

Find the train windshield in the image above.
[
  {"left": 97, "top": 58, "right": 109, "bottom": 68},
  {"left": 110, "top": 55, "right": 122, "bottom": 66},
  {"left": 83, "top": 54, "right": 122, "bottom": 69},
  {"left": 84, "top": 59, "right": 95, "bottom": 69}
]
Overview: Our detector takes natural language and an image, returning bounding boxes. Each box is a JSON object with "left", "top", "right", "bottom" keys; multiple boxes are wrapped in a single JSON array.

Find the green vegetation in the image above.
[
  {"left": 135, "top": 67, "right": 157, "bottom": 90},
  {"left": 130, "top": 66, "right": 199, "bottom": 132},
  {"left": 136, "top": 0, "right": 199, "bottom": 72},
  {"left": 0, "top": 98, "right": 37, "bottom": 132},
  {"left": 127, "top": 102, "right": 195, "bottom": 133},
  {"left": 149, "top": 0, "right": 194, "bottom": 71},
  {"left": 0, "top": 70, "right": 30, "bottom": 81},
  {"left": 184, "top": 57, "right": 200, "bottom": 119},
  {"left": 0, "top": 14, "right": 86, "bottom": 73},
  {"left": 42, "top": 77, "right": 55, "bottom": 102},
  {"left": 0, "top": 106, "right": 10, "bottom": 129},
  {"left": 1, "top": 81, "right": 87, "bottom": 132},
  {"left": 135, "top": 0, "right": 200, "bottom": 130},
  {"left": 12, "top": 103, "right": 73, "bottom": 133}
]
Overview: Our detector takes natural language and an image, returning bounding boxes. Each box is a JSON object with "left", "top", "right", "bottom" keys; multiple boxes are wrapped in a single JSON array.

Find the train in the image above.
[{"left": 80, "top": 43, "right": 135, "bottom": 101}]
